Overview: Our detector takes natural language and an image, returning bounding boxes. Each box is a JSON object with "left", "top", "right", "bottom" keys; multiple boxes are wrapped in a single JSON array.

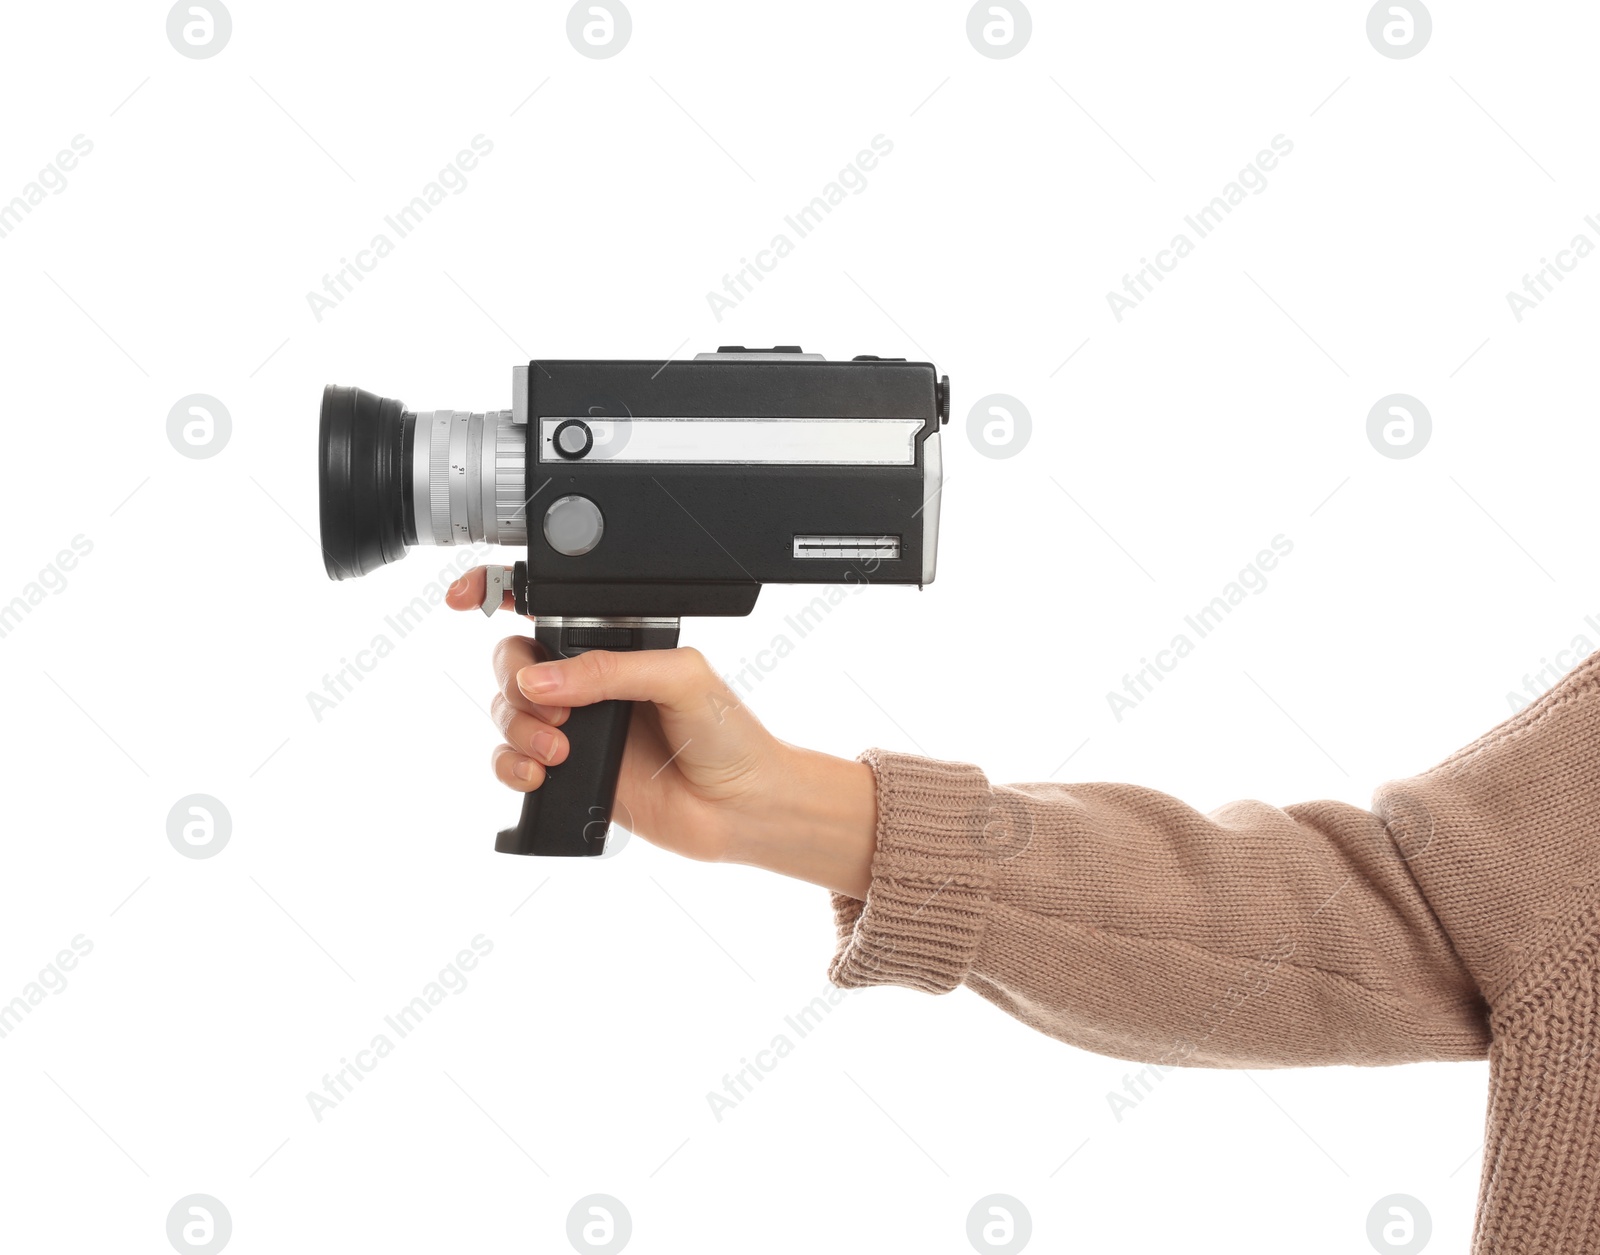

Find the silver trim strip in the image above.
[
  {"left": 538, "top": 416, "right": 922, "bottom": 465},
  {"left": 920, "top": 432, "right": 941, "bottom": 585},
  {"left": 545, "top": 617, "right": 682, "bottom": 629}
]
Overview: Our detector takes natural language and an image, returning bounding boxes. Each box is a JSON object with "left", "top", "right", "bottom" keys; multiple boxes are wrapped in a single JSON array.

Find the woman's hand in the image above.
[{"left": 445, "top": 568, "right": 878, "bottom": 898}]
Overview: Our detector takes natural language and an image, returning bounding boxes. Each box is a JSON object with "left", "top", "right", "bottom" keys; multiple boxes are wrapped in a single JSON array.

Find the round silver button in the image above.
[{"left": 543, "top": 495, "right": 604, "bottom": 556}]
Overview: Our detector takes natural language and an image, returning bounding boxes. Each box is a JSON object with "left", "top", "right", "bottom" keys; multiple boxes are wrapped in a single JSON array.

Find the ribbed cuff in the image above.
[
  {"left": 828, "top": 749, "right": 999, "bottom": 993},
  {"left": 1473, "top": 906, "right": 1600, "bottom": 1252}
]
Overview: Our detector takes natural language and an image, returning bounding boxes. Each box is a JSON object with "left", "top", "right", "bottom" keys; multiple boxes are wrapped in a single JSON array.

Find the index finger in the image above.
[
  {"left": 445, "top": 566, "right": 519, "bottom": 615},
  {"left": 445, "top": 569, "right": 566, "bottom": 724}
]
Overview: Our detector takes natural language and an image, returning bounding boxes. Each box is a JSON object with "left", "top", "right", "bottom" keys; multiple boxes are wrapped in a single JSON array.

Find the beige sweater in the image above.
[{"left": 832, "top": 651, "right": 1600, "bottom": 1253}]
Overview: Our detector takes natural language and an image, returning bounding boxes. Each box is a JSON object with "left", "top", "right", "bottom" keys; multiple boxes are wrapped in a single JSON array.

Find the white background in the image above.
[{"left": 2, "top": 1, "right": 1596, "bottom": 1251}]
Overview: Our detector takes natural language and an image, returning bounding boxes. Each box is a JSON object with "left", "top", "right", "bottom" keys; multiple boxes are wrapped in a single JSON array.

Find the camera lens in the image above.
[
  {"left": 409, "top": 407, "right": 528, "bottom": 549},
  {"left": 318, "top": 385, "right": 528, "bottom": 581},
  {"left": 318, "top": 385, "right": 414, "bottom": 580}
]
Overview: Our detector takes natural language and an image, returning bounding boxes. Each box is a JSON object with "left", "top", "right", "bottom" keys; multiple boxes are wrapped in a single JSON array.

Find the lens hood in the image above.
[{"left": 318, "top": 384, "right": 414, "bottom": 579}]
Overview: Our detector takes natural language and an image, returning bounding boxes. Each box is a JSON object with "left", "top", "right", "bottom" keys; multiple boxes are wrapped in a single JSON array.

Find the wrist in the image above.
[{"left": 721, "top": 745, "right": 878, "bottom": 899}]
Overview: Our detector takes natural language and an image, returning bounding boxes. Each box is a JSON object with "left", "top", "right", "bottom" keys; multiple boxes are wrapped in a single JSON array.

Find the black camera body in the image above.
[
  {"left": 319, "top": 347, "right": 949, "bottom": 858},
  {"left": 515, "top": 348, "right": 947, "bottom": 617}
]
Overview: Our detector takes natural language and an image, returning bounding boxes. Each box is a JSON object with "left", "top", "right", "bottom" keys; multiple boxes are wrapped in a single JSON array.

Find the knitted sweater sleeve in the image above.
[
  {"left": 829, "top": 749, "right": 1490, "bottom": 1067},
  {"left": 832, "top": 652, "right": 1600, "bottom": 1077},
  {"left": 830, "top": 664, "right": 1600, "bottom": 1245}
]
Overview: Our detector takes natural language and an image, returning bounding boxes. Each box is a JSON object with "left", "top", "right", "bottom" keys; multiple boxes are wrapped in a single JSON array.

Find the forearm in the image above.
[{"left": 718, "top": 745, "right": 878, "bottom": 899}]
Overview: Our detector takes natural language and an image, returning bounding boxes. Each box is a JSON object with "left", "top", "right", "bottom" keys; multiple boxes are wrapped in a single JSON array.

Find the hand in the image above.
[{"left": 445, "top": 568, "right": 878, "bottom": 897}]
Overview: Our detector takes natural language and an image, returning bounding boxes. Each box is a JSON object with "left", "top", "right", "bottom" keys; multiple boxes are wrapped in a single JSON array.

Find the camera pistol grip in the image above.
[{"left": 493, "top": 616, "right": 682, "bottom": 857}]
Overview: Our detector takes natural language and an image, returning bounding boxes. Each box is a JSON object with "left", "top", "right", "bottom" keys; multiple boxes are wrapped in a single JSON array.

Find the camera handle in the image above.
[{"left": 494, "top": 616, "right": 682, "bottom": 857}]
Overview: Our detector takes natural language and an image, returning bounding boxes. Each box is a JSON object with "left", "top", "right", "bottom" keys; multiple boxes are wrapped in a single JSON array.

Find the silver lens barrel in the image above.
[{"left": 409, "top": 408, "right": 527, "bottom": 547}]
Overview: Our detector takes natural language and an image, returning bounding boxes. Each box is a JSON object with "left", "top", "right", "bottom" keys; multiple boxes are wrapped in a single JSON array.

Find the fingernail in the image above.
[
  {"left": 515, "top": 758, "right": 539, "bottom": 781},
  {"left": 531, "top": 732, "right": 557, "bottom": 763},
  {"left": 448, "top": 576, "right": 467, "bottom": 595},
  {"left": 520, "top": 664, "right": 561, "bottom": 695}
]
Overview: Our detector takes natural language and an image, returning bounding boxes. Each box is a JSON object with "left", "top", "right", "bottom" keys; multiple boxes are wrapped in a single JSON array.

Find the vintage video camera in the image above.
[{"left": 318, "top": 347, "right": 949, "bottom": 857}]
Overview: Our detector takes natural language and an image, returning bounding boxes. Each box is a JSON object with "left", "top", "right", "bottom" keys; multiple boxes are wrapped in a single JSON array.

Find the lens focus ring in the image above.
[
  {"left": 423, "top": 412, "right": 452, "bottom": 545},
  {"left": 411, "top": 409, "right": 527, "bottom": 548},
  {"left": 489, "top": 410, "right": 527, "bottom": 546}
]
